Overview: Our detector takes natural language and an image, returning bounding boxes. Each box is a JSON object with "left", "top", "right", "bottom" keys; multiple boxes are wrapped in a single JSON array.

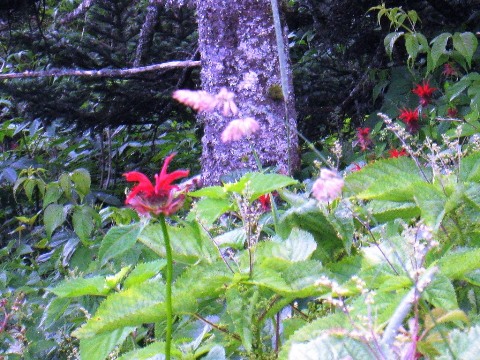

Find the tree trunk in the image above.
[{"left": 196, "top": 0, "right": 298, "bottom": 185}]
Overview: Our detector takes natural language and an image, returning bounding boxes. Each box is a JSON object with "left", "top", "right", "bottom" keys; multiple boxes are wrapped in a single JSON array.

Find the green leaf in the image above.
[
  {"left": 289, "top": 333, "right": 379, "bottom": 360},
  {"left": 413, "top": 183, "right": 446, "bottom": 228},
  {"left": 43, "top": 182, "right": 63, "bottom": 208},
  {"left": 424, "top": 274, "right": 458, "bottom": 310},
  {"left": 430, "top": 33, "right": 451, "bottom": 70},
  {"left": 72, "top": 279, "right": 189, "bottom": 338},
  {"left": 189, "top": 185, "right": 227, "bottom": 199},
  {"left": 116, "top": 342, "right": 181, "bottom": 360},
  {"left": 44, "top": 203, "right": 66, "bottom": 239},
  {"left": 404, "top": 33, "right": 420, "bottom": 65},
  {"left": 80, "top": 327, "right": 135, "bottom": 360},
  {"left": 213, "top": 228, "right": 246, "bottom": 249},
  {"left": 99, "top": 224, "right": 143, "bottom": 266},
  {"left": 384, "top": 31, "right": 404, "bottom": 58},
  {"left": 224, "top": 172, "right": 297, "bottom": 200},
  {"left": 447, "top": 77, "right": 471, "bottom": 102},
  {"left": 460, "top": 152, "right": 480, "bottom": 182},
  {"left": 225, "top": 286, "right": 257, "bottom": 352},
  {"left": 41, "top": 297, "right": 71, "bottom": 329},
  {"left": 71, "top": 168, "right": 91, "bottom": 201},
  {"left": 438, "top": 248, "right": 480, "bottom": 280},
  {"left": 59, "top": 172, "right": 73, "bottom": 200},
  {"left": 193, "top": 198, "right": 232, "bottom": 225},
  {"left": 437, "top": 325, "right": 480, "bottom": 360},
  {"left": 138, "top": 221, "right": 218, "bottom": 264},
  {"left": 123, "top": 260, "right": 166, "bottom": 289},
  {"left": 366, "top": 200, "right": 419, "bottom": 222},
  {"left": 452, "top": 32, "right": 478, "bottom": 68},
  {"left": 72, "top": 205, "right": 97, "bottom": 243},
  {"left": 49, "top": 276, "right": 110, "bottom": 297},
  {"left": 256, "top": 228, "right": 316, "bottom": 262}
]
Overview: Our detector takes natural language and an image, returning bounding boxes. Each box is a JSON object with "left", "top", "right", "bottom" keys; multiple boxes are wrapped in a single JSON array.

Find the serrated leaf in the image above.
[
  {"left": 189, "top": 186, "right": 227, "bottom": 199},
  {"left": 138, "top": 221, "right": 218, "bottom": 264},
  {"left": 288, "top": 333, "right": 378, "bottom": 360},
  {"left": 44, "top": 203, "right": 66, "bottom": 238},
  {"left": 43, "top": 182, "right": 63, "bottom": 208},
  {"left": 41, "top": 297, "right": 71, "bottom": 329},
  {"left": 438, "top": 248, "right": 480, "bottom": 280},
  {"left": 453, "top": 32, "right": 478, "bottom": 68},
  {"left": 405, "top": 33, "right": 420, "bottom": 65},
  {"left": 226, "top": 287, "right": 257, "bottom": 352},
  {"left": 437, "top": 325, "right": 480, "bottom": 360},
  {"left": 384, "top": 31, "right": 404, "bottom": 58},
  {"left": 224, "top": 172, "right": 297, "bottom": 200},
  {"left": 366, "top": 200, "right": 419, "bottom": 222},
  {"left": 460, "top": 152, "right": 480, "bottom": 182},
  {"left": 116, "top": 342, "right": 171, "bottom": 360},
  {"left": 413, "top": 183, "right": 446, "bottom": 228},
  {"left": 123, "top": 260, "right": 166, "bottom": 289},
  {"left": 256, "top": 228, "right": 316, "bottom": 262},
  {"left": 72, "top": 205, "right": 96, "bottom": 242},
  {"left": 424, "top": 308, "right": 469, "bottom": 333},
  {"left": 49, "top": 276, "right": 110, "bottom": 297},
  {"left": 99, "top": 224, "right": 142, "bottom": 266},
  {"left": 193, "top": 197, "right": 232, "bottom": 225},
  {"left": 105, "top": 266, "right": 131, "bottom": 288},
  {"left": 213, "top": 228, "right": 246, "bottom": 249},
  {"left": 430, "top": 33, "right": 451, "bottom": 70},
  {"left": 424, "top": 274, "right": 458, "bottom": 310},
  {"left": 80, "top": 327, "right": 135, "bottom": 360},
  {"left": 71, "top": 168, "right": 91, "bottom": 201}
]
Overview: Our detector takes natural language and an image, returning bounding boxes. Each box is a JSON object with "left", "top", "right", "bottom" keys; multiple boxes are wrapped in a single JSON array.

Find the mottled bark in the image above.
[{"left": 196, "top": 0, "right": 298, "bottom": 185}]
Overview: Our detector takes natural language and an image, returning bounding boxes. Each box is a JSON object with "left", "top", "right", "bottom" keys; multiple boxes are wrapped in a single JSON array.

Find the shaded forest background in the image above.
[{"left": 1, "top": 0, "right": 478, "bottom": 139}]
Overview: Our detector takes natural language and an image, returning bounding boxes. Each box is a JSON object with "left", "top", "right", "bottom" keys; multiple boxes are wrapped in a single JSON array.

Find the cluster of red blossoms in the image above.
[{"left": 398, "top": 80, "right": 437, "bottom": 134}]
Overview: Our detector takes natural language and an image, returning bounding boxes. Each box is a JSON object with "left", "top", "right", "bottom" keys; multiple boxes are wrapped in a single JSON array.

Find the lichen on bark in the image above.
[{"left": 195, "top": 0, "right": 299, "bottom": 185}]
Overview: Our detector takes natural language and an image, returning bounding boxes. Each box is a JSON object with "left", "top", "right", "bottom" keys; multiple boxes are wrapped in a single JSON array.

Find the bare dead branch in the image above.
[
  {"left": 59, "top": 0, "right": 96, "bottom": 25},
  {"left": 0, "top": 60, "right": 201, "bottom": 80}
]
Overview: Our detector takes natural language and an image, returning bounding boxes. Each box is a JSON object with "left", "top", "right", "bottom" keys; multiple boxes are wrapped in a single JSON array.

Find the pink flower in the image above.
[
  {"left": 388, "top": 148, "right": 407, "bottom": 158},
  {"left": 443, "top": 63, "right": 458, "bottom": 77},
  {"left": 412, "top": 81, "right": 436, "bottom": 106},
  {"left": 172, "top": 87, "right": 238, "bottom": 116},
  {"left": 312, "top": 169, "right": 344, "bottom": 203},
  {"left": 221, "top": 117, "right": 260, "bottom": 142},
  {"left": 356, "top": 127, "right": 373, "bottom": 151},
  {"left": 398, "top": 108, "right": 420, "bottom": 133},
  {"left": 172, "top": 89, "right": 217, "bottom": 113},
  {"left": 123, "top": 153, "right": 190, "bottom": 216}
]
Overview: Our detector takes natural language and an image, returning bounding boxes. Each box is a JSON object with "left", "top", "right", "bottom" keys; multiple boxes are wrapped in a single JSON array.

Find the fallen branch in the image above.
[{"left": 0, "top": 60, "right": 201, "bottom": 80}]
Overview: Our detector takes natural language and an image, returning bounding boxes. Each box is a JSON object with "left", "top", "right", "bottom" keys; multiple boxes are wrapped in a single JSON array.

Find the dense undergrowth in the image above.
[{"left": 2, "top": 4, "right": 480, "bottom": 360}]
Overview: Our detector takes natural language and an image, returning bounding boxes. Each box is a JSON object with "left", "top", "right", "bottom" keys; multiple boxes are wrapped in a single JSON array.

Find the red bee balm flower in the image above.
[
  {"left": 399, "top": 108, "right": 420, "bottom": 133},
  {"left": 356, "top": 127, "right": 373, "bottom": 151},
  {"left": 388, "top": 148, "right": 407, "bottom": 158},
  {"left": 412, "top": 81, "right": 437, "bottom": 106},
  {"left": 123, "top": 153, "right": 190, "bottom": 216}
]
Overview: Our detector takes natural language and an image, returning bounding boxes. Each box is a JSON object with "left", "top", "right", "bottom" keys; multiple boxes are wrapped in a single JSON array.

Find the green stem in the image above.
[{"left": 159, "top": 214, "right": 173, "bottom": 360}]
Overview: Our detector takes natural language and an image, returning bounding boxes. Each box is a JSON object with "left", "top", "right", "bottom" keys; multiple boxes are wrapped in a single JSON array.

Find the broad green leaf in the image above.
[
  {"left": 203, "top": 345, "right": 227, "bottom": 360},
  {"left": 99, "top": 224, "right": 143, "bottom": 266},
  {"left": 256, "top": 228, "right": 316, "bottom": 262},
  {"left": 80, "top": 327, "right": 135, "bottom": 360},
  {"left": 452, "top": 32, "right": 478, "bottom": 68},
  {"left": 72, "top": 205, "right": 96, "bottom": 243},
  {"left": 224, "top": 172, "right": 297, "bottom": 200},
  {"left": 71, "top": 168, "right": 91, "bottom": 201},
  {"left": 59, "top": 172, "right": 73, "bottom": 200},
  {"left": 288, "top": 333, "right": 379, "bottom": 360},
  {"left": 413, "top": 183, "right": 446, "bottom": 228},
  {"left": 437, "top": 325, "right": 480, "bottom": 360},
  {"left": 44, "top": 203, "right": 66, "bottom": 238},
  {"left": 193, "top": 197, "right": 232, "bottom": 225},
  {"left": 43, "top": 182, "right": 63, "bottom": 208},
  {"left": 424, "top": 308, "right": 469, "bottom": 333},
  {"left": 116, "top": 342, "right": 182, "bottom": 360},
  {"left": 49, "top": 276, "right": 110, "bottom": 297},
  {"left": 123, "top": 260, "right": 166, "bottom": 289},
  {"left": 213, "top": 227, "right": 246, "bottom": 249},
  {"left": 189, "top": 185, "right": 227, "bottom": 199},
  {"left": 460, "top": 152, "right": 480, "bottom": 182},
  {"left": 430, "top": 33, "right": 451, "bottom": 70},
  {"left": 366, "top": 200, "right": 419, "bottom": 222},
  {"left": 328, "top": 200, "right": 354, "bottom": 253},
  {"left": 438, "top": 248, "right": 480, "bottom": 280},
  {"left": 384, "top": 31, "right": 404, "bottom": 58},
  {"left": 424, "top": 274, "right": 458, "bottom": 310},
  {"left": 73, "top": 279, "right": 195, "bottom": 338},
  {"left": 405, "top": 33, "right": 420, "bottom": 65},
  {"left": 447, "top": 77, "right": 471, "bottom": 102},
  {"left": 105, "top": 266, "right": 131, "bottom": 288},
  {"left": 226, "top": 286, "right": 257, "bottom": 352},
  {"left": 41, "top": 297, "right": 71, "bottom": 329},
  {"left": 138, "top": 221, "right": 218, "bottom": 264}
]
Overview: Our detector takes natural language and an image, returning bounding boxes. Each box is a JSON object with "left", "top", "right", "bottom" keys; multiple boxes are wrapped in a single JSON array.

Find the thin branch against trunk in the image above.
[
  {"left": 134, "top": 0, "right": 161, "bottom": 67},
  {"left": 59, "top": 0, "right": 96, "bottom": 24},
  {"left": 0, "top": 60, "right": 201, "bottom": 80}
]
